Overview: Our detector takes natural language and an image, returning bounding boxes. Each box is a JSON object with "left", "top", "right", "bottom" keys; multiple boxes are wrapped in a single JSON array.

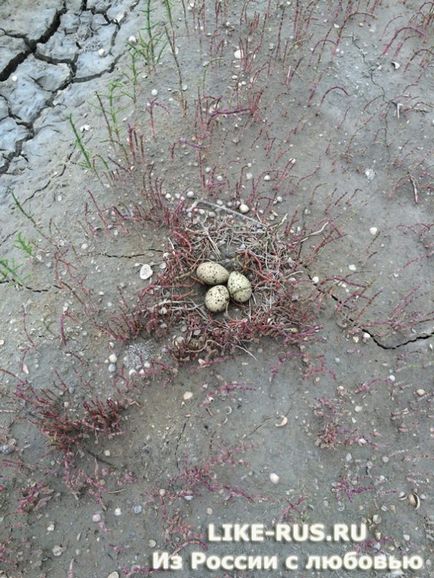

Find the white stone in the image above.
[
  {"left": 239, "top": 203, "right": 250, "bottom": 214},
  {"left": 369, "top": 227, "right": 378, "bottom": 235},
  {"left": 139, "top": 264, "right": 153, "bottom": 280},
  {"left": 108, "top": 353, "right": 117, "bottom": 364},
  {"left": 365, "top": 168, "right": 375, "bottom": 181},
  {"left": 52, "top": 545, "right": 64, "bottom": 557},
  {"left": 269, "top": 473, "right": 280, "bottom": 484},
  {"left": 183, "top": 391, "right": 193, "bottom": 401}
]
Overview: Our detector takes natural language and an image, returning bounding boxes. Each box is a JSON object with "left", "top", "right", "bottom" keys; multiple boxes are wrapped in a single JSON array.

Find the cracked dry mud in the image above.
[
  {"left": 0, "top": 0, "right": 139, "bottom": 175},
  {"left": 0, "top": 1, "right": 433, "bottom": 578}
]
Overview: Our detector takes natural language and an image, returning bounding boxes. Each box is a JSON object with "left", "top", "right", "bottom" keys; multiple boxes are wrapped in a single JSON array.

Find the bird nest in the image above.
[{"left": 108, "top": 200, "right": 334, "bottom": 362}]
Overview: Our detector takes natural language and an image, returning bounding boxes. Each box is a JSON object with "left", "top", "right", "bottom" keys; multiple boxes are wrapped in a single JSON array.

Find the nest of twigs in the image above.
[{"left": 110, "top": 201, "right": 328, "bottom": 362}]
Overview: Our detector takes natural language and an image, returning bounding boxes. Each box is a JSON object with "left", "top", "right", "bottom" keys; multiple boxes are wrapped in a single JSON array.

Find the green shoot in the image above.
[
  {"left": 69, "top": 115, "right": 93, "bottom": 170},
  {"left": 11, "top": 191, "right": 47, "bottom": 239},
  {"left": 0, "top": 258, "right": 24, "bottom": 287},
  {"left": 15, "top": 233, "right": 33, "bottom": 257},
  {"left": 162, "top": 0, "right": 174, "bottom": 27}
]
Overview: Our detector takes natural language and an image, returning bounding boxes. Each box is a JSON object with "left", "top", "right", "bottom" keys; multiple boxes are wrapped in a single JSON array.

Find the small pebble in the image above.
[
  {"left": 365, "top": 168, "right": 375, "bottom": 180},
  {"left": 348, "top": 264, "right": 357, "bottom": 272},
  {"left": 239, "top": 203, "right": 250, "bottom": 214},
  {"left": 114, "top": 507, "right": 122, "bottom": 516},
  {"left": 234, "top": 49, "right": 242, "bottom": 59},
  {"left": 416, "top": 388, "right": 426, "bottom": 397},
  {"left": 108, "top": 363, "right": 117, "bottom": 373},
  {"left": 92, "top": 513, "right": 102, "bottom": 522},
  {"left": 264, "top": 174, "right": 271, "bottom": 181},
  {"left": 183, "top": 391, "right": 193, "bottom": 401},
  {"left": 107, "top": 573, "right": 120, "bottom": 578},
  {"left": 186, "top": 191, "right": 195, "bottom": 198},
  {"left": 108, "top": 353, "right": 117, "bottom": 364},
  {"left": 312, "top": 276, "right": 319, "bottom": 284},
  {"left": 47, "top": 522, "right": 55, "bottom": 532},
  {"left": 52, "top": 545, "right": 64, "bottom": 557},
  {"left": 369, "top": 227, "right": 378, "bottom": 235},
  {"left": 148, "top": 539, "right": 157, "bottom": 548},
  {"left": 269, "top": 473, "right": 280, "bottom": 484},
  {"left": 98, "top": 48, "right": 105, "bottom": 56},
  {"left": 151, "top": 89, "right": 158, "bottom": 97},
  {"left": 132, "top": 505, "right": 143, "bottom": 514},
  {"left": 139, "top": 264, "right": 153, "bottom": 280}
]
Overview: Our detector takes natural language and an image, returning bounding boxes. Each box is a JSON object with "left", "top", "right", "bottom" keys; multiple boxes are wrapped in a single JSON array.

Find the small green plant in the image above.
[
  {"left": 69, "top": 115, "right": 93, "bottom": 170},
  {"left": 130, "top": 29, "right": 167, "bottom": 71},
  {"left": 142, "top": 0, "right": 167, "bottom": 69},
  {"left": 11, "top": 191, "right": 47, "bottom": 239},
  {"left": 123, "top": 49, "right": 140, "bottom": 102},
  {"left": 0, "top": 258, "right": 24, "bottom": 286},
  {"left": 95, "top": 82, "right": 130, "bottom": 163},
  {"left": 162, "top": 0, "right": 174, "bottom": 27},
  {"left": 15, "top": 233, "right": 33, "bottom": 257}
]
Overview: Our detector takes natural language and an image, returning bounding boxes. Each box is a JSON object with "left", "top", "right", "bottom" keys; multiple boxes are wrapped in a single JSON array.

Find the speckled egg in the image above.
[
  {"left": 196, "top": 262, "right": 230, "bottom": 285},
  {"left": 227, "top": 271, "right": 252, "bottom": 303},
  {"left": 204, "top": 285, "right": 230, "bottom": 313}
]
